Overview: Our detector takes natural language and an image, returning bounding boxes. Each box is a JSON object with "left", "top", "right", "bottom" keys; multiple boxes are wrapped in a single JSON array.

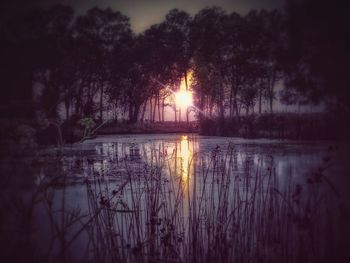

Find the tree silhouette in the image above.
[
  {"left": 2, "top": 1, "right": 346, "bottom": 130},
  {"left": 282, "top": 0, "right": 350, "bottom": 112},
  {"left": 74, "top": 7, "right": 132, "bottom": 121}
]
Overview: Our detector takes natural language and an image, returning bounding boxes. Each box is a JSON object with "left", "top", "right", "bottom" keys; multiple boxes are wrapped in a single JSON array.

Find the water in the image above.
[
  {"left": 52, "top": 134, "right": 347, "bottom": 192},
  {"left": 55, "top": 134, "right": 334, "bottom": 179},
  {"left": 3, "top": 134, "right": 350, "bottom": 262}
]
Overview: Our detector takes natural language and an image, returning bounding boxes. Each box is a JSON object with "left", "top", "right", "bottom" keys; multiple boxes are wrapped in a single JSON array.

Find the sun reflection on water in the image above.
[{"left": 178, "top": 135, "right": 193, "bottom": 190}]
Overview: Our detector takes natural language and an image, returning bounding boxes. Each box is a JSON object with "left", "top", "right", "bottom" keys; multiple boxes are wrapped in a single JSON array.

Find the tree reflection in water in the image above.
[{"left": 2, "top": 135, "right": 347, "bottom": 263}]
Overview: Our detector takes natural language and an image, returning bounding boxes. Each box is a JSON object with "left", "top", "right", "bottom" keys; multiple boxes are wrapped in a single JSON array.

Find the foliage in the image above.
[
  {"left": 1, "top": 1, "right": 347, "bottom": 127},
  {"left": 282, "top": 0, "right": 350, "bottom": 111},
  {"left": 78, "top": 117, "right": 96, "bottom": 130}
]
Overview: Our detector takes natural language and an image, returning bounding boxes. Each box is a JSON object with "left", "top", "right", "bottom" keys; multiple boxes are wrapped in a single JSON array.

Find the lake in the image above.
[{"left": 3, "top": 134, "right": 350, "bottom": 262}]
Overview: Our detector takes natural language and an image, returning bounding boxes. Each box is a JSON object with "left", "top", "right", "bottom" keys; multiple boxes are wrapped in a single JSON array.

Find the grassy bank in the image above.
[
  {"left": 200, "top": 112, "right": 350, "bottom": 140},
  {"left": 1, "top": 112, "right": 349, "bottom": 150}
]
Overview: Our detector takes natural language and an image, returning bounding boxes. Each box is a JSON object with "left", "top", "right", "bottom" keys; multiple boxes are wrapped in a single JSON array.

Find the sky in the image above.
[{"left": 2, "top": 0, "right": 284, "bottom": 33}]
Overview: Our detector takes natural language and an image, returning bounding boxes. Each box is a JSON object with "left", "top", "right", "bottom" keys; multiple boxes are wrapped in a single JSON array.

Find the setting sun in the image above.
[
  {"left": 175, "top": 90, "right": 193, "bottom": 109},
  {"left": 175, "top": 71, "right": 194, "bottom": 109}
]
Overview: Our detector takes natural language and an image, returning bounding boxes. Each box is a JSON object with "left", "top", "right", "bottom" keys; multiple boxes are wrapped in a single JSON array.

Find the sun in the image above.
[
  {"left": 174, "top": 70, "right": 194, "bottom": 110},
  {"left": 175, "top": 90, "right": 193, "bottom": 109}
]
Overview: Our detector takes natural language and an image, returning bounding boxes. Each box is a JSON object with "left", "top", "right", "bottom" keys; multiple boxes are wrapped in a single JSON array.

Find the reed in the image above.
[{"left": 1, "top": 142, "right": 344, "bottom": 263}]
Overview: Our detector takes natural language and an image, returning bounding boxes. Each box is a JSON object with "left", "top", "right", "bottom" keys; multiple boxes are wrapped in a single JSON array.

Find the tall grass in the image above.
[{"left": 1, "top": 141, "right": 345, "bottom": 262}]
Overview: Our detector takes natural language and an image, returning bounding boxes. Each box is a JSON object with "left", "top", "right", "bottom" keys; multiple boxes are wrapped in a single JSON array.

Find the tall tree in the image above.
[
  {"left": 74, "top": 7, "right": 132, "bottom": 120},
  {"left": 0, "top": 5, "right": 74, "bottom": 118},
  {"left": 192, "top": 7, "right": 228, "bottom": 120},
  {"left": 282, "top": 0, "right": 350, "bottom": 112},
  {"left": 160, "top": 9, "right": 193, "bottom": 123},
  {"left": 245, "top": 9, "right": 284, "bottom": 113}
]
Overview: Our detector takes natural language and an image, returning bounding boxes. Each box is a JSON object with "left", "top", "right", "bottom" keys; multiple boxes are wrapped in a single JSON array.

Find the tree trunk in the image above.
[
  {"left": 184, "top": 70, "right": 189, "bottom": 125},
  {"left": 229, "top": 86, "right": 233, "bottom": 118},
  {"left": 219, "top": 97, "right": 225, "bottom": 120},
  {"left": 209, "top": 103, "right": 213, "bottom": 118},
  {"left": 162, "top": 99, "right": 165, "bottom": 122},
  {"left": 99, "top": 84, "right": 103, "bottom": 123},
  {"left": 84, "top": 80, "right": 95, "bottom": 117},
  {"left": 140, "top": 101, "right": 147, "bottom": 122},
  {"left": 65, "top": 99, "right": 70, "bottom": 120},
  {"left": 270, "top": 97, "right": 273, "bottom": 113},
  {"left": 129, "top": 104, "right": 140, "bottom": 124},
  {"left": 157, "top": 92, "right": 161, "bottom": 122},
  {"left": 259, "top": 88, "right": 262, "bottom": 114},
  {"left": 76, "top": 85, "right": 83, "bottom": 117},
  {"left": 152, "top": 96, "right": 157, "bottom": 122},
  {"left": 269, "top": 70, "right": 276, "bottom": 114},
  {"left": 114, "top": 98, "right": 119, "bottom": 121},
  {"left": 149, "top": 97, "right": 153, "bottom": 122}
]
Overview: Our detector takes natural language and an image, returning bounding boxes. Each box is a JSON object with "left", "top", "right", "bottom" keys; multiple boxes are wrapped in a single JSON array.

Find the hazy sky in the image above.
[{"left": 2, "top": 0, "right": 284, "bottom": 33}]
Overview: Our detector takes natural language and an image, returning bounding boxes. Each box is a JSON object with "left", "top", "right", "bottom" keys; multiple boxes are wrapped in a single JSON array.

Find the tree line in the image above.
[{"left": 1, "top": 0, "right": 349, "bottom": 124}]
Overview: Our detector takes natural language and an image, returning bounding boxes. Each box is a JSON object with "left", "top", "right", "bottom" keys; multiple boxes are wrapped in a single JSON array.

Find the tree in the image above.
[
  {"left": 192, "top": 7, "right": 228, "bottom": 121},
  {"left": 139, "top": 22, "right": 178, "bottom": 123},
  {"left": 113, "top": 35, "right": 154, "bottom": 124},
  {"left": 162, "top": 9, "right": 193, "bottom": 123},
  {"left": 239, "top": 9, "right": 285, "bottom": 114},
  {"left": 0, "top": 5, "right": 74, "bottom": 118},
  {"left": 282, "top": 0, "right": 350, "bottom": 112},
  {"left": 223, "top": 11, "right": 252, "bottom": 117},
  {"left": 74, "top": 7, "right": 132, "bottom": 121}
]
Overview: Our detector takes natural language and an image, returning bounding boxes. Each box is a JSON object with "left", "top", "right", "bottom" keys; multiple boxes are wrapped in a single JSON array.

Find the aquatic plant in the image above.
[{"left": 0, "top": 142, "right": 346, "bottom": 263}]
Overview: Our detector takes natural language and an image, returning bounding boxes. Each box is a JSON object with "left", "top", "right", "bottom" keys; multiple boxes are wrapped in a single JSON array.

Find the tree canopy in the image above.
[{"left": 1, "top": 1, "right": 348, "bottom": 122}]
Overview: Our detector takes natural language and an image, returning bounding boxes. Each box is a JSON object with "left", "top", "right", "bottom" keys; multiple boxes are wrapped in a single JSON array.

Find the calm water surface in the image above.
[
  {"left": 44, "top": 134, "right": 349, "bottom": 211},
  {"left": 26, "top": 134, "right": 350, "bottom": 262}
]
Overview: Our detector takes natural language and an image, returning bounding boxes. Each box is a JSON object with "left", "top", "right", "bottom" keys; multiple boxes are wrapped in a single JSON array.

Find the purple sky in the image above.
[{"left": 2, "top": 0, "right": 284, "bottom": 33}]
